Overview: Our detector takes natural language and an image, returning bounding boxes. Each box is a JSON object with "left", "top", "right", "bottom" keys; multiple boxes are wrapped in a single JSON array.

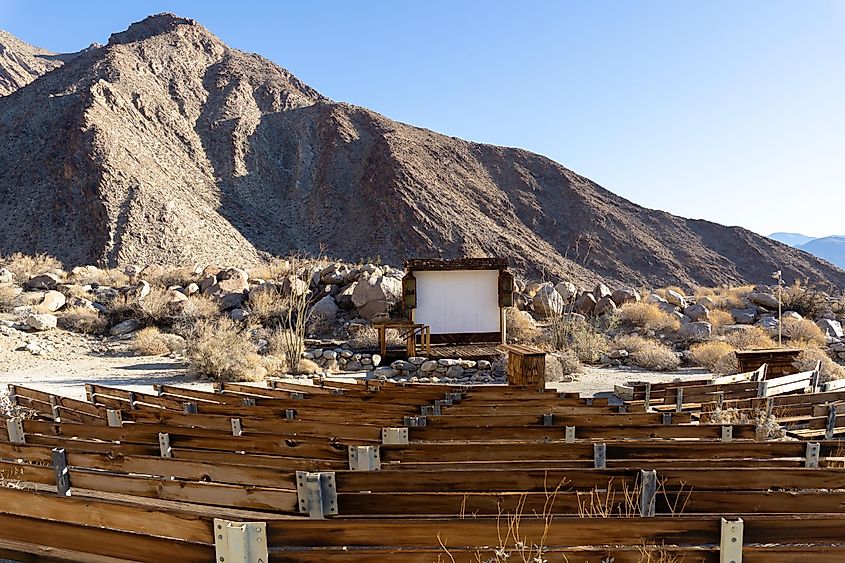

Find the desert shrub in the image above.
[
  {"left": 248, "top": 288, "right": 288, "bottom": 325},
  {"left": 705, "top": 407, "right": 786, "bottom": 440},
  {"left": 186, "top": 318, "right": 265, "bottom": 382},
  {"left": 137, "top": 287, "right": 176, "bottom": 324},
  {"left": 542, "top": 316, "right": 608, "bottom": 363},
  {"left": 347, "top": 325, "right": 403, "bottom": 351},
  {"left": 614, "top": 334, "right": 680, "bottom": 371},
  {"left": 0, "top": 284, "right": 23, "bottom": 313},
  {"left": 782, "top": 317, "right": 827, "bottom": 347},
  {"left": 178, "top": 296, "right": 220, "bottom": 322},
  {"left": 145, "top": 266, "right": 197, "bottom": 289},
  {"left": 58, "top": 306, "right": 108, "bottom": 334},
  {"left": 131, "top": 327, "right": 171, "bottom": 356},
  {"left": 248, "top": 258, "right": 291, "bottom": 281},
  {"left": 1, "top": 252, "right": 63, "bottom": 280},
  {"left": 708, "top": 309, "right": 733, "bottom": 329},
  {"left": 296, "top": 358, "right": 322, "bottom": 374},
  {"left": 690, "top": 341, "right": 736, "bottom": 374},
  {"left": 719, "top": 285, "right": 755, "bottom": 309},
  {"left": 505, "top": 307, "right": 540, "bottom": 343},
  {"left": 70, "top": 267, "right": 129, "bottom": 288},
  {"left": 307, "top": 314, "right": 336, "bottom": 337},
  {"left": 781, "top": 281, "right": 829, "bottom": 319},
  {"left": 794, "top": 347, "right": 845, "bottom": 383},
  {"left": 545, "top": 349, "right": 582, "bottom": 382},
  {"left": 722, "top": 326, "right": 775, "bottom": 350},
  {"left": 619, "top": 302, "right": 680, "bottom": 332}
]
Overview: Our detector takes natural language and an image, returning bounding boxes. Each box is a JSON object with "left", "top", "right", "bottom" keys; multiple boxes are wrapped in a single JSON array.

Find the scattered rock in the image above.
[
  {"left": 730, "top": 307, "right": 757, "bottom": 325},
  {"left": 25, "top": 273, "right": 61, "bottom": 290},
  {"left": 532, "top": 284, "right": 564, "bottom": 317},
  {"left": 573, "top": 292, "right": 597, "bottom": 315},
  {"left": 110, "top": 319, "right": 142, "bottom": 336},
  {"left": 37, "top": 290, "right": 66, "bottom": 313},
  {"left": 311, "top": 295, "right": 339, "bottom": 321},
  {"left": 25, "top": 313, "right": 57, "bottom": 331},
  {"left": 679, "top": 321, "right": 712, "bottom": 341},
  {"left": 611, "top": 288, "right": 640, "bottom": 306},
  {"left": 229, "top": 308, "right": 250, "bottom": 321},
  {"left": 554, "top": 281, "right": 576, "bottom": 301},
  {"left": 748, "top": 292, "right": 778, "bottom": 310},
  {"left": 0, "top": 268, "right": 14, "bottom": 283},
  {"left": 594, "top": 296, "right": 617, "bottom": 316},
  {"left": 756, "top": 316, "right": 779, "bottom": 335},
  {"left": 684, "top": 303, "right": 709, "bottom": 322},
  {"left": 665, "top": 289, "right": 687, "bottom": 308},
  {"left": 818, "top": 319, "right": 844, "bottom": 339}
]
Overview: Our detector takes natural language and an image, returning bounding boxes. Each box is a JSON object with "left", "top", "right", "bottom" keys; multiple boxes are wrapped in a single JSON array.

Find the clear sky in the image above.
[{"left": 2, "top": 0, "right": 843, "bottom": 238}]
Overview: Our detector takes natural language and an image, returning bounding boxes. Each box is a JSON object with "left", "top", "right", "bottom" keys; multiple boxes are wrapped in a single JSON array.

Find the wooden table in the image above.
[{"left": 376, "top": 323, "right": 431, "bottom": 358}]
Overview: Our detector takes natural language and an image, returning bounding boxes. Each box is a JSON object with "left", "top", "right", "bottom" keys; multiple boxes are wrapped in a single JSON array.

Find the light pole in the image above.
[{"left": 772, "top": 270, "right": 783, "bottom": 347}]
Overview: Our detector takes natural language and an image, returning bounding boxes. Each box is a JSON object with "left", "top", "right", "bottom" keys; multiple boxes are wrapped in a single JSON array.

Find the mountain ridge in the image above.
[{"left": 1, "top": 13, "right": 844, "bottom": 290}]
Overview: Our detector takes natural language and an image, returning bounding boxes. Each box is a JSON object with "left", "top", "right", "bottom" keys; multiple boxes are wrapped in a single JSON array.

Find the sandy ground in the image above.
[{"left": 1, "top": 323, "right": 712, "bottom": 400}]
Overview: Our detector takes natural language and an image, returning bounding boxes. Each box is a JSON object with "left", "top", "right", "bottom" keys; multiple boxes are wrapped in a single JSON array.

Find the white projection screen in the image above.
[{"left": 413, "top": 269, "right": 500, "bottom": 335}]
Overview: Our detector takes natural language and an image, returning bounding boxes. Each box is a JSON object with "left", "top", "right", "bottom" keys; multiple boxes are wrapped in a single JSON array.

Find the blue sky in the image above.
[{"left": 2, "top": 1, "right": 843, "bottom": 237}]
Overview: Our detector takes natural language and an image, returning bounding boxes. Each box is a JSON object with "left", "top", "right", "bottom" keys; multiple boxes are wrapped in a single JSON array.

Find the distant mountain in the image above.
[
  {"left": 800, "top": 237, "right": 845, "bottom": 270},
  {"left": 1, "top": 14, "right": 845, "bottom": 289},
  {"left": 769, "top": 232, "right": 816, "bottom": 248}
]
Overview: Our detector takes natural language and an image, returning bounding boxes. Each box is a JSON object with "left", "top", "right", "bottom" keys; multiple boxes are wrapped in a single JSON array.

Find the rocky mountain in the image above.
[
  {"left": 0, "top": 30, "right": 65, "bottom": 96},
  {"left": 1, "top": 14, "right": 844, "bottom": 289},
  {"left": 768, "top": 233, "right": 845, "bottom": 270},
  {"left": 768, "top": 232, "right": 816, "bottom": 248}
]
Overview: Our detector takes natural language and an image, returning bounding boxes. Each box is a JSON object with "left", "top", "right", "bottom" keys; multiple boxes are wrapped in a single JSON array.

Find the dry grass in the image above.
[
  {"left": 619, "top": 302, "right": 680, "bottom": 332},
  {"left": 58, "top": 306, "right": 107, "bottom": 334},
  {"left": 706, "top": 407, "right": 786, "bottom": 440},
  {"left": 781, "top": 281, "right": 829, "bottom": 319},
  {"left": 614, "top": 334, "right": 680, "bottom": 371},
  {"left": 0, "top": 284, "right": 23, "bottom": 312},
  {"left": 296, "top": 358, "right": 321, "bottom": 375},
  {"left": 1, "top": 252, "right": 63, "bottom": 280},
  {"left": 795, "top": 347, "right": 845, "bottom": 383},
  {"left": 248, "top": 258, "right": 291, "bottom": 281},
  {"left": 541, "top": 316, "right": 609, "bottom": 363},
  {"left": 689, "top": 341, "right": 735, "bottom": 374},
  {"left": 186, "top": 318, "right": 265, "bottom": 382},
  {"left": 720, "top": 285, "right": 755, "bottom": 309},
  {"left": 708, "top": 309, "right": 733, "bottom": 329},
  {"left": 782, "top": 317, "right": 827, "bottom": 347},
  {"left": 177, "top": 296, "right": 220, "bottom": 322},
  {"left": 137, "top": 287, "right": 175, "bottom": 323},
  {"left": 131, "top": 327, "right": 173, "bottom": 356},
  {"left": 722, "top": 326, "right": 776, "bottom": 350},
  {"left": 505, "top": 307, "right": 540, "bottom": 343},
  {"left": 70, "top": 267, "right": 129, "bottom": 288},
  {"left": 248, "top": 287, "right": 288, "bottom": 325},
  {"left": 145, "top": 266, "right": 197, "bottom": 289}
]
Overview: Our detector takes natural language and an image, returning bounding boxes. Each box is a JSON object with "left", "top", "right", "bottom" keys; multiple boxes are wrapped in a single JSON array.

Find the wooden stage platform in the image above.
[{"left": 382, "top": 343, "right": 504, "bottom": 362}]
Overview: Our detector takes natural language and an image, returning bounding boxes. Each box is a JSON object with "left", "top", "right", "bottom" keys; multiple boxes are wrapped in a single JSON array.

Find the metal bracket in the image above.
[
  {"left": 52, "top": 447, "right": 71, "bottom": 497},
  {"left": 434, "top": 399, "right": 452, "bottom": 408},
  {"left": 721, "top": 425, "right": 733, "bottom": 443},
  {"left": 720, "top": 517, "right": 744, "bottom": 563},
  {"left": 182, "top": 402, "right": 198, "bottom": 414},
  {"left": 241, "top": 397, "right": 256, "bottom": 407},
  {"left": 331, "top": 388, "right": 344, "bottom": 396},
  {"left": 381, "top": 427, "right": 409, "bottom": 445},
  {"left": 618, "top": 404, "right": 627, "bottom": 414},
  {"left": 7, "top": 384, "right": 17, "bottom": 406},
  {"left": 285, "top": 409, "right": 296, "bottom": 420},
  {"left": 675, "top": 388, "right": 684, "bottom": 412},
  {"left": 348, "top": 445, "right": 380, "bottom": 471},
  {"left": 805, "top": 442, "right": 820, "bottom": 468},
  {"left": 565, "top": 426, "right": 576, "bottom": 443},
  {"left": 826, "top": 404, "right": 838, "bottom": 440},
  {"left": 213, "top": 518, "right": 269, "bottom": 563},
  {"left": 445, "top": 392, "right": 462, "bottom": 402},
  {"left": 290, "top": 392, "right": 305, "bottom": 400},
  {"left": 295, "top": 471, "right": 338, "bottom": 519},
  {"left": 6, "top": 417, "right": 24, "bottom": 445},
  {"left": 231, "top": 418, "right": 243, "bottom": 437},
  {"left": 158, "top": 432, "right": 172, "bottom": 458},
  {"left": 643, "top": 382, "right": 652, "bottom": 411},
  {"left": 127, "top": 391, "right": 137, "bottom": 410},
  {"left": 639, "top": 469, "right": 656, "bottom": 517},
  {"left": 106, "top": 409, "right": 123, "bottom": 428},
  {"left": 403, "top": 415, "right": 427, "bottom": 427},
  {"left": 765, "top": 397, "right": 774, "bottom": 416},
  {"left": 542, "top": 413, "right": 553, "bottom": 427},
  {"left": 585, "top": 398, "right": 593, "bottom": 406},
  {"left": 756, "top": 381, "right": 769, "bottom": 398},
  {"left": 716, "top": 391, "right": 724, "bottom": 410},
  {"left": 421, "top": 405, "right": 441, "bottom": 416},
  {"left": 662, "top": 413, "right": 672, "bottom": 425},
  {"left": 593, "top": 443, "right": 606, "bottom": 469}
]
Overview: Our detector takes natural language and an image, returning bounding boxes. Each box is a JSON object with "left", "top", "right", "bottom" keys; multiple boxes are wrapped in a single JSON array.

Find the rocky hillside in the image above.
[
  {"left": 0, "top": 30, "right": 65, "bottom": 96},
  {"left": 1, "top": 14, "right": 844, "bottom": 290}
]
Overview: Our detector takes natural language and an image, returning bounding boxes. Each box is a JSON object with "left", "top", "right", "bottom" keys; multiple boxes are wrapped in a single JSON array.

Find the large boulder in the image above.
[
  {"left": 756, "top": 316, "right": 779, "bottom": 335},
  {"left": 25, "top": 273, "right": 61, "bottom": 291},
  {"left": 0, "top": 268, "right": 14, "bottom": 284},
  {"left": 110, "top": 319, "right": 142, "bottom": 336},
  {"left": 593, "top": 283, "right": 612, "bottom": 301},
  {"left": 818, "top": 319, "right": 844, "bottom": 339},
  {"left": 523, "top": 282, "right": 542, "bottom": 297},
  {"left": 335, "top": 282, "right": 357, "bottom": 309},
  {"left": 730, "top": 307, "right": 757, "bottom": 325},
  {"left": 205, "top": 277, "right": 249, "bottom": 299},
  {"left": 665, "top": 289, "right": 687, "bottom": 309},
  {"left": 311, "top": 295, "right": 339, "bottom": 321},
  {"left": 611, "top": 288, "right": 641, "bottom": 306},
  {"left": 555, "top": 281, "right": 577, "bottom": 302},
  {"left": 281, "top": 276, "right": 309, "bottom": 298},
  {"left": 684, "top": 303, "right": 709, "bottom": 322},
  {"left": 594, "top": 296, "right": 617, "bottom": 316},
  {"left": 748, "top": 292, "right": 779, "bottom": 310},
  {"left": 38, "top": 290, "right": 66, "bottom": 313},
  {"left": 25, "top": 313, "right": 57, "bottom": 331},
  {"left": 532, "top": 284, "right": 564, "bottom": 317},
  {"left": 679, "top": 321, "right": 712, "bottom": 341},
  {"left": 217, "top": 267, "right": 249, "bottom": 284},
  {"left": 573, "top": 292, "right": 597, "bottom": 316},
  {"left": 351, "top": 275, "right": 402, "bottom": 320}
]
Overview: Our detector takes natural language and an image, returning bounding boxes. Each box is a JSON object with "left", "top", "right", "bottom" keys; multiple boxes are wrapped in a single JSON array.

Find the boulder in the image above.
[
  {"left": 594, "top": 296, "right": 617, "bottom": 316},
  {"left": 555, "top": 281, "right": 577, "bottom": 302},
  {"left": 665, "top": 289, "right": 687, "bottom": 309},
  {"left": 217, "top": 267, "right": 249, "bottom": 284},
  {"left": 128, "top": 280, "right": 151, "bottom": 300},
  {"left": 218, "top": 292, "right": 246, "bottom": 310},
  {"left": 783, "top": 311, "right": 802, "bottom": 321},
  {"left": 110, "top": 319, "right": 142, "bottom": 336},
  {"left": 0, "top": 268, "right": 13, "bottom": 284},
  {"left": 25, "top": 273, "right": 61, "bottom": 291},
  {"left": 281, "top": 276, "right": 309, "bottom": 298},
  {"left": 206, "top": 277, "right": 249, "bottom": 299},
  {"left": 679, "top": 321, "right": 712, "bottom": 341},
  {"left": 524, "top": 282, "right": 543, "bottom": 297},
  {"left": 818, "top": 319, "right": 844, "bottom": 339},
  {"left": 351, "top": 275, "right": 402, "bottom": 320},
  {"left": 573, "top": 293, "right": 597, "bottom": 315},
  {"left": 229, "top": 308, "right": 250, "bottom": 321},
  {"left": 199, "top": 275, "right": 217, "bottom": 294},
  {"left": 311, "top": 295, "right": 339, "bottom": 321},
  {"left": 646, "top": 293, "right": 668, "bottom": 305},
  {"left": 730, "top": 307, "right": 757, "bottom": 325},
  {"left": 748, "top": 292, "right": 779, "bottom": 310},
  {"left": 593, "top": 283, "right": 612, "bottom": 300},
  {"left": 336, "top": 282, "right": 357, "bottom": 309},
  {"left": 756, "top": 316, "right": 779, "bottom": 335},
  {"left": 658, "top": 302, "right": 678, "bottom": 314},
  {"left": 684, "top": 303, "right": 709, "bottom": 322},
  {"left": 36, "top": 290, "right": 66, "bottom": 313},
  {"left": 25, "top": 313, "right": 57, "bottom": 331},
  {"left": 611, "top": 288, "right": 641, "bottom": 306},
  {"left": 532, "top": 284, "right": 564, "bottom": 317},
  {"left": 420, "top": 360, "right": 438, "bottom": 372},
  {"left": 697, "top": 296, "right": 716, "bottom": 309}
]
